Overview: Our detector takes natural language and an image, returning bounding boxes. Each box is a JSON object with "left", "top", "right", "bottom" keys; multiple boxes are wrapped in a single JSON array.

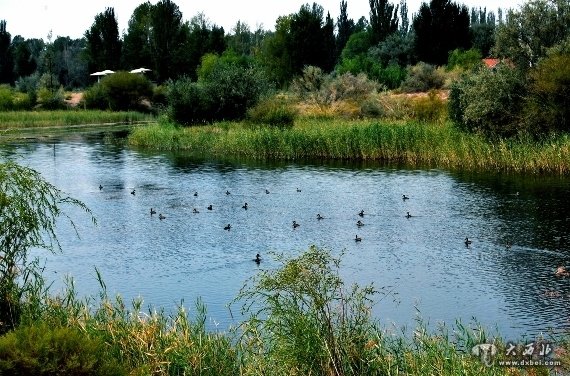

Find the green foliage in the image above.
[
  {"left": 247, "top": 95, "right": 297, "bottom": 128},
  {"left": 82, "top": 83, "right": 109, "bottom": 110},
  {"left": 449, "top": 64, "right": 527, "bottom": 137},
  {"left": 368, "top": 0, "right": 400, "bottom": 45},
  {"left": 494, "top": 0, "right": 570, "bottom": 70},
  {"left": 0, "top": 84, "right": 13, "bottom": 110},
  {"left": 36, "top": 87, "right": 66, "bottom": 110},
  {"left": 447, "top": 48, "right": 482, "bottom": 71},
  {"left": 0, "top": 162, "right": 93, "bottom": 333},
  {"left": 167, "top": 60, "right": 273, "bottom": 125},
  {"left": 524, "top": 51, "right": 570, "bottom": 134},
  {"left": 84, "top": 7, "right": 122, "bottom": 73},
  {"left": 410, "top": 90, "right": 448, "bottom": 123},
  {"left": 400, "top": 62, "right": 444, "bottom": 92},
  {"left": 101, "top": 71, "right": 153, "bottom": 111},
  {"left": 0, "top": 323, "right": 126, "bottom": 375},
  {"left": 369, "top": 32, "right": 415, "bottom": 67},
  {"left": 0, "top": 21, "right": 13, "bottom": 85},
  {"left": 83, "top": 72, "right": 153, "bottom": 111},
  {"left": 235, "top": 246, "right": 383, "bottom": 375}
]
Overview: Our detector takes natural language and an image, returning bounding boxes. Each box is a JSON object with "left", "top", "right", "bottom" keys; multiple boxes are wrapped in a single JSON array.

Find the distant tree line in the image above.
[{"left": 0, "top": 0, "right": 509, "bottom": 90}]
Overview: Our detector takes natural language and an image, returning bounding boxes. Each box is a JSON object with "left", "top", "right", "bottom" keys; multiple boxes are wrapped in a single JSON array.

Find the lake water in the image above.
[{"left": 2, "top": 130, "right": 569, "bottom": 341}]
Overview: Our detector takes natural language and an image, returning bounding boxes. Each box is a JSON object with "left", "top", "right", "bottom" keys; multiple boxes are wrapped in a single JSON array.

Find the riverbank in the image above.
[{"left": 128, "top": 119, "right": 570, "bottom": 175}]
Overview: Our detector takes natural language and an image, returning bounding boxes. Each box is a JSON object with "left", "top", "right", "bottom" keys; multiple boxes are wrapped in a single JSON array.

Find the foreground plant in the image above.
[{"left": 0, "top": 161, "right": 94, "bottom": 333}]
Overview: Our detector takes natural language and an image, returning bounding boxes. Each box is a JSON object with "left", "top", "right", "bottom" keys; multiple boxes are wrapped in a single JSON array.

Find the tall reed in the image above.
[
  {"left": 129, "top": 119, "right": 570, "bottom": 175},
  {"left": 0, "top": 110, "right": 154, "bottom": 130}
]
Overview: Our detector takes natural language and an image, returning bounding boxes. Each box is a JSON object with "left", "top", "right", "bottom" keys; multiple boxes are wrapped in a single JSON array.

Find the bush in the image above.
[
  {"left": 102, "top": 72, "right": 153, "bottom": 111},
  {"left": 449, "top": 64, "right": 527, "bottom": 137},
  {"left": 0, "top": 85, "right": 13, "bottom": 111},
  {"left": 0, "top": 323, "right": 126, "bottom": 375},
  {"left": 166, "top": 77, "right": 213, "bottom": 125},
  {"left": 83, "top": 72, "right": 153, "bottom": 111},
  {"left": 399, "top": 62, "right": 445, "bottom": 93},
  {"left": 36, "top": 87, "right": 66, "bottom": 110},
  {"left": 447, "top": 48, "right": 483, "bottom": 71},
  {"left": 82, "top": 83, "right": 110, "bottom": 110},
  {"left": 524, "top": 51, "right": 570, "bottom": 134},
  {"left": 167, "top": 62, "right": 273, "bottom": 125},
  {"left": 410, "top": 90, "right": 448, "bottom": 123},
  {"left": 246, "top": 95, "right": 297, "bottom": 128}
]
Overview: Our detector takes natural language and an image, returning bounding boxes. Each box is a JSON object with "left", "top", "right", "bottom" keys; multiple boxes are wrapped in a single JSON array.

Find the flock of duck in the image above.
[{"left": 98, "top": 184, "right": 567, "bottom": 275}]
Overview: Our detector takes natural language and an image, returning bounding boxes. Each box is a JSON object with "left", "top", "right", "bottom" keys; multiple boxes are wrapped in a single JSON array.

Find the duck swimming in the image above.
[
  {"left": 242, "top": 202, "right": 248, "bottom": 210},
  {"left": 207, "top": 204, "right": 213, "bottom": 210},
  {"left": 194, "top": 191, "right": 198, "bottom": 197},
  {"left": 402, "top": 194, "right": 409, "bottom": 200},
  {"left": 293, "top": 220, "right": 300, "bottom": 228},
  {"left": 131, "top": 189, "right": 136, "bottom": 195},
  {"left": 159, "top": 213, "right": 166, "bottom": 220},
  {"left": 193, "top": 208, "right": 199, "bottom": 214},
  {"left": 150, "top": 208, "right": 156, "bottom": 215},
  {"left": 317, "top": 213, "right": 324, "bottom": 220},
  {"left": 224, "top": 224, "right": 231, "bottom": 230},
  {"left": 405, "top": 212, "right": 412, "bottom": 218},
  {"left": 356, "top": 220, "right": 364, "bottom": 227},
  {"left": 355, "top": 235, "right": 362, "bottom": 242},
  {"left": 254, "top": 253, "right": 261, "bottom": 264},
  {"left": 464, "top": 237, "right": 472, "bottom": 246},
  {"left": 226, "top": 190, "right": 231, "bottom": 195},
  {"left": 265, "top": 189, "right": 270, "bottom": 194},
  {"left": 358, "top": 210, "right": 364, "bottom": 217},
  {"left": 99, "top": 184, "right": 103, "bottom": 190}
]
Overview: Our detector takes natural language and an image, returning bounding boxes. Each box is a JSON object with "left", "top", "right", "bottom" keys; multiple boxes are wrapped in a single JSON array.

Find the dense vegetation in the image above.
[{"left": 0, "top": 165, "right": 566, "bottom": 373}]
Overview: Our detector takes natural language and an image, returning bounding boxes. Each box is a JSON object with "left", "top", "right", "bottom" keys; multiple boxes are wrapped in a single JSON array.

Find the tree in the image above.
[
  {"left": 336, "top": 1, "right": 355, "bottom": 63},
  {"left": 0, "top": 21, "right": 13, "bottom": 84},
  {"left": 0, "top": 162, "right": 93, "bottom": 332},
  {"left": 289, "top": 3, "right": 334, "bottom": 73},
  {"left": 122, "top": 2, "right": 153, "bottom": 72},
  {"left": 470, "top": 7, "right": 495, "bottom": 57},
  {"left": 52, "top": 37, "right": 88, "bottom": 89},
  {"left": 368, "top": 0, "right": 399, "bottom": 45},
  {"left": 494, "top": 0, "right": 570, "bottom": 70},
  {"left": 412, "top": 0, "right": 470, "bottom": 66},
  {"left": 84, "top": 7, "right": 122, "bottom": 73},
  {"left": 399, "top": 0, "right": 409, "bottom": 35}
]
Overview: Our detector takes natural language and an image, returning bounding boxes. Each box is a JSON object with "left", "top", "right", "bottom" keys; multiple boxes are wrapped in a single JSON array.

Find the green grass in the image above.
[
  {"left": 5, "top": 247, "right": 564, "bottom": 375},
  {"left": 128, "top": 118, "right": 570, "bottom": 175},
  {"left": 0, "top": 110, "right": 154, "bottom": 130}
]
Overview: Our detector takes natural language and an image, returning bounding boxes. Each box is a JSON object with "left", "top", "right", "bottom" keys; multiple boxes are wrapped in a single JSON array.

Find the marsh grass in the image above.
[
  {"left": 0, "top": 110, "right": 154, "bottom": 130},
  {"left": 129, "top": 118, "right": 570, "bottom": 174},
  {"left": 5, "top": 249, "right": 564, "bottom": 375}
]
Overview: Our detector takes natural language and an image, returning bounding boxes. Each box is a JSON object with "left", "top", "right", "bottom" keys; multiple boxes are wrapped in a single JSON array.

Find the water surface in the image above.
[{"left": 2, "top": 131, "right": 569, "bottom": 340}]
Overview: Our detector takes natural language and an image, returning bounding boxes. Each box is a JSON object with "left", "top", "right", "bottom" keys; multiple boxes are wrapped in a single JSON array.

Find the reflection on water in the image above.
[{"left": 1, "top": 131, "right": 569, "bottom": 340}]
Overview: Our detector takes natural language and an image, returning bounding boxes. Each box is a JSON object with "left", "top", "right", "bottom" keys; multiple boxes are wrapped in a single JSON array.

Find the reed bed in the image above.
[
  {"left": 0, "top": 110, "right": 154, "bottom": 130},
  {"left": 129, "top": 119, "right": 570, "bottom": 175}
]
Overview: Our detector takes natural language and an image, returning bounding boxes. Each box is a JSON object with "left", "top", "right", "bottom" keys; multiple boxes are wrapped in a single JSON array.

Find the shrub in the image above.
[
  {"left": 166, "top": 77, "right": 213, "bottom": 125},
  {"left": 101, "top": 71, "right": 153, "bottom": 111},
  {"left": 524, "top": 51, "right": 570, "bottom": 134},
  {"left": 447, "top": 48, "right": 483, "bottom": 71},
  {"left": 399, "top": 62, "right": 445, "bottom": 93},
  {"left": 0, "top": 85, "right": 13, "bottom": 111},
  {"left": 167, "top": 62, "right": 273, "bottom": 125},
  {"left": 0, "top": 323, "right": 126, "bottom": 375},
  {"left": 246, "top": 95, "right": 297, "bottom": 128},
  {"left": 449, "top": 64, "right": 527, "bottom": 137},
  {"left": 36, "top": 87, "right": 66, "bottom": 110},
  {"left": 410, "top": 90, "right": 448, "bottom": 123},
  {"left": 234, "top": 246, "right": 383, "bottom": 375},
  {"left": 12, "top": 92, "right": 34, "bottom": 110},
  {"left": 82, "top": 83, "right": 110, "bottom": 110}
]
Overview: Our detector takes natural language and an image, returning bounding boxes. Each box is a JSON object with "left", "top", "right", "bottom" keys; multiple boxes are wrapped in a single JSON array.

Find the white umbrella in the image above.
[
  {"left": 100, "top": 69, "right": 115, "bottom": 75},
  {"left": 129, "top": 67, "right": 151, "bottom": 74},
  {"left": 90, "top": 71, "right": 108, "bottom": 82}
]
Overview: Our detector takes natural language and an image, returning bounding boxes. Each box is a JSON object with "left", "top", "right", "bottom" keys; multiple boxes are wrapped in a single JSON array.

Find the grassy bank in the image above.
[
  {"left": 0, "top": 110, "right": 154, "bottom": 130},
  {"left": 129, "top": 118, "right": 570, "bottom": 175},
  {"left": 3, "top": 247, "right": 565, "bottom": 375}
]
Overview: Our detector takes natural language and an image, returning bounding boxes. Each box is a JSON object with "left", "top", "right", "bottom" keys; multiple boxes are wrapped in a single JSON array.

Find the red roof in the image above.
[{"left": 482, "top": 58, "right": 500, "bottom": 68}]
